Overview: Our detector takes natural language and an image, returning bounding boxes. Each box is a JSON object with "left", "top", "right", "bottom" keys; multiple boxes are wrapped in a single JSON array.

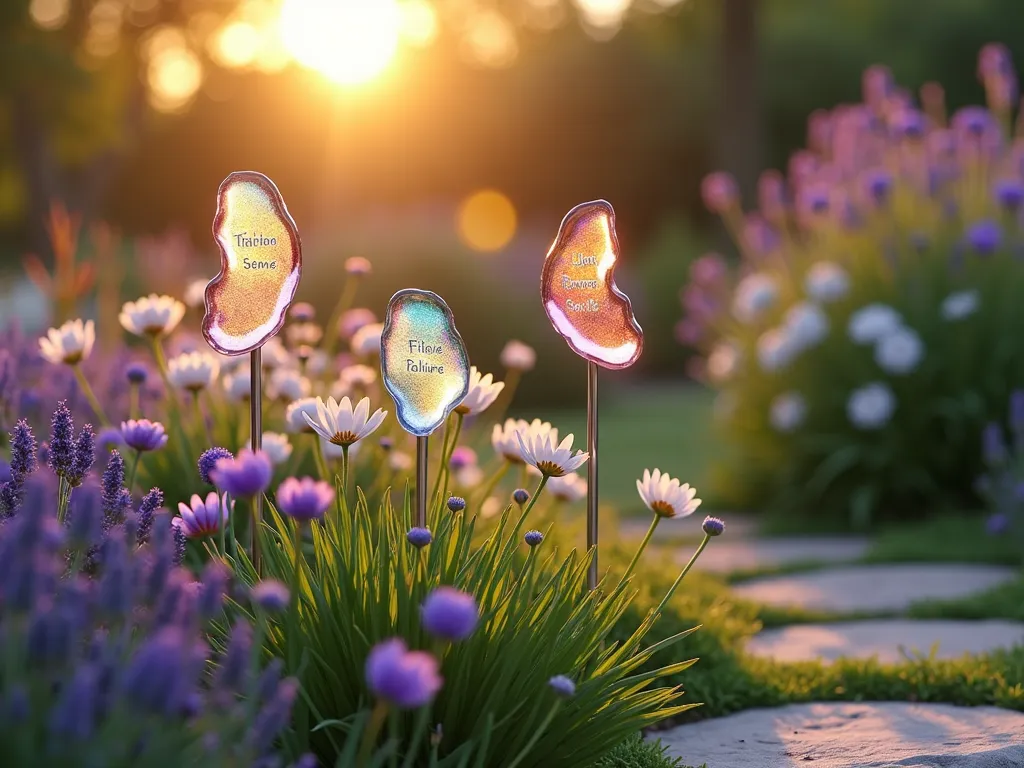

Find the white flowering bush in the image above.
[{"left": 679, "top": 46, "right": 1024, "bottom": 527}]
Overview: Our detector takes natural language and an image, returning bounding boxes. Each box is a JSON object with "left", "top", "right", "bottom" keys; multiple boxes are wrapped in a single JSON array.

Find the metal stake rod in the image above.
[
  {"left": 250, "top": 346, "right": 263, "bottom": 575},
  {"left": 416, "top": 435, "right": 428, "bottom": 528},
  {"left": 586, "top": 361, "right": 599, "bottom": 591}
]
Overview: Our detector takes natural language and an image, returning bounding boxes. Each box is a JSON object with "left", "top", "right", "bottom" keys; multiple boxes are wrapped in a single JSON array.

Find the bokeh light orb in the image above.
[
  {"left": 279, "top": 0, "right": 402, "bottom": 86},
  {"left": 457, "top": 190, "right": 518, "bottom": 253}
]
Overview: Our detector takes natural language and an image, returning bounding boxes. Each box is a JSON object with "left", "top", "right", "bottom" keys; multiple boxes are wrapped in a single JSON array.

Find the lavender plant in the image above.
[
  {"left": 977, "top": 390, "right": 1024, "bottom": 554},
  {"left": 679, "top": 44, "right": 1024, "bottom": 526}
]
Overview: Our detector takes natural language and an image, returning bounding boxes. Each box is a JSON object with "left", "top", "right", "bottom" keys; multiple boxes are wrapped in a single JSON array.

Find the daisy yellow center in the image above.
[
  {"left": 650, "top": 500, "right": 676, "bottom": 518},
  {"left": 536, "top": 461, "right": 566, "bottom": 477},
  {"left": 454, "top": 404, "right": 471, "bottom": 414},
  {"left": 63, "top": 351, "right": 84, "bottom": 365},
  {"left": 330, "top": 431, "right": 359, "bottom": 446}
]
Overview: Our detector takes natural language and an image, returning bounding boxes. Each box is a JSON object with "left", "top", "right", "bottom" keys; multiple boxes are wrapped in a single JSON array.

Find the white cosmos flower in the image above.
[
  {"left": 548, "top": 472, "right": 587, "bottom": 502},
  {"left": 784, "top": 301, "right": 829, "bottom": 349},
  {"left": 167, "top": 351, "right": 219, "bottom": 392},
  {"left": 303, "top": 396, "right": 387, "bottom": 447},
  {"left": 706, "top": 342, "right": 741, "bottom": 382},
  {"left": 260, "top": 432, "right": 293, "bottom": 465},
  {"left": 756, "top": 327, "right": 798, "bottom": 372},
  {"left": 39, "top": 319, "right": 95, "bottom": 365},
  {"left": 119, "top": 294, "right": 186, "bottom": 337},
  {"left": 267, "top": 367, "right": 310, "bottom": 402},
  {"left": 732, "top": 272, "right": 778, "bottom": 323},
  {"left": 804, "top": 262, "right": 850, "bottom": 303},
  {"left": 500, "top": 340, "right": 536, "bottom": 371},
  {"left": 285, "top": 397, "right": 319, "bottom": 433},
  {"left": 321, "top": 436, "right": 362, "bottom": 461},
  {"left": 492, "top": 418, "right": 551, "bottom": 463},
  {"left": 351, "top": 323, "right": 384, "bottom": 357},
  {"left": 515, "top": 428, "right": 588, "bottom": 478},
  {"left": 874, "top": 326, "right": 924, "bottom": 374},
  {"left": 222, "top": 370, "right": 251, "bottom": 402},
  {"left": 389, "top": 451, "right": 413, "bottom": 471},
  {"left": 941, "top": 290, "right": 979, "bottom": 321},
  {"left": 847, "top": 382, "right": 896, "bottom": 430},
  {"left": 455, "top": 367, "right": 505, "bottom": 415},
  {"left": 338, "top": 364, "right": 378, "bottom": 393},
  {"left": 184, "top": 279, "right": 208, "bottom": 309},
  {"left": 769, "top": 392, "right": 807, "bottom": 433},
  {"left": 636, "top": 469, "right": 701, "bottom": 519},
  {"left": 847, "top": 304, "right": 902, "bottom": 344}
]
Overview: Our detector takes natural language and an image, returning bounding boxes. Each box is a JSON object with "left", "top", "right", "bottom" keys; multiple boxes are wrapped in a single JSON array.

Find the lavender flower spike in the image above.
[
  {"left": 198, "top": 447, "right": 233, "bottom": 485},
  {"left": 101, "top": 451, "right": 126, "bottom": 517},
  {"left": 9, "top": 420, "right": 38, "bottom": 481},
  {"left": 136, "top": 487, "right": 164, "bottom": 545},
  {"left": 49, "top": 401, "right": 75, "bottom": 477},
  {"left": 67, "top": 424, "right": 96, "bottom": 487}
]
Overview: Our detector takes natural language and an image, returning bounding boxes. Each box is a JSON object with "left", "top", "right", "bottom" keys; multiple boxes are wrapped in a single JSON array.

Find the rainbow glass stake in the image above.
[
  {"left": 204, "top": 170, "right": 302, "bottom": 574},
  {"left": 380, "top": 289, "right": 470, "bottom": 527},
  {"left": 541, "top": 200, "right": 644, "bottom": 590}
]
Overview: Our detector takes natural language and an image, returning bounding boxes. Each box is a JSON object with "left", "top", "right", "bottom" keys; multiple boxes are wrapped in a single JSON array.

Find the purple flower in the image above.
[
  {"left": 174, "top": 492, "right": 232, "bottom": 539},
  {"left": 276, "top": 477, "right": 332, "bottom": 522},
  {"left": 210, "top": 449, "right": 272, "bottom": 498},
  {"left": 966, "top": 220, "right": 1002, "bottom": 255},
  {"left": 136, "top": 487, "right": 163, "bottom": 545},
  {"left": 122, "top": 627, "right": 206, "bottom": 716},
  {"left": 67, "top": 481, "right": 103, "bottom": 545},
  {"left": 251, "top": 580, "right": 291, "bottom": 613},
  {"left": 983, "top": 422, "right": 1007, "bottom": 465},
  {"left": 250, "top": 678, "right": 299, "bottom": 754},
  {"left": 96, "top": 427, "right": 123, "bottom": 453},
  {"left": 757, "top": 170, "right": 787, "bottom": 220},
  {"left": 197, "top": 561, "right": 229, "bottom": 620},
  {"left": 49, "top": 664, "right": 102, "bottom": 741},
  {"left": 701, "top": 172, "right": 739, "bottom": 214},
  {"left": 447, "top": 496, "right": 466, "bottom": 513},
  {"left": 49, "top": 401, "right": 75, "bottom": 477},
  {"left": 125, "top": 363, "right": 148, "bottom": 385},
  {"left": 979, "top": 43, "right": 1013, "bottom": 81},
  {"left": 421, "top": 587, "right": 478, "bottom": 642},
  {"left": 797, "top": 183, "right": 831, "bottom": 218},
  {"left": 548, "top": 675, "right": 576, "bottom": 698},
  {"left": 9, "top": 419, "right": 37, "bottom": 481},
  {"left": 449, "top": 447, "right": 476, "bottom": 471},
  {"left": 994, "top": 179, "right": 1024, "bottom": 211},
  {"left": 289, "top": 302, "right": 316, "bottom": 323},
  {"left": 365, "top": 638, "right": 442, "bottom": 709},
  {"left": 702, "top": 516, "right": 726, "bottom": 536},
  {"left": 198, "top": 447, "right": 233, "bottom": 485},
  {"left": 862, "top": 168, "right": 893, "bottom": 205},
  {"left": 379, "top": 436, "right": 394, "bottom": 451},
  {"left": 121, "top": 419, "right": 168, "bottom": 452},
  {"left": 101, "top": 451, "right": 126, "bottom": 519},
  {"left": 689, "top": 254, "right": 728, "bottom": 286},
  {"left": 986, "top": 512, "right": 1010, "bottom": 535},
  {"left": 407, "top": 527, "right": 432, "bottom": 548},
  {"left": 952, "top": 106, "right": 995, "bottom": 139},
  {"left": 216, "top": 622, "right": 253, "bottom": 692},
  {"left": 862, "top": 64, "right": 893, "bottom": 107},
  {"left": 891, "top": 108, "right": 926, "bottom": 140},
  {"left": 68, "top": 424, "right": 95, "bottom": 487},
  {"left": 513, "top": 488, "right": 530, "bottom": 507},
  {"left": 524, "top": 530, "right": 544, "bottom": 547},
  {"left": 1011, "top": 391, "right": 1024, "bottom": 433}
]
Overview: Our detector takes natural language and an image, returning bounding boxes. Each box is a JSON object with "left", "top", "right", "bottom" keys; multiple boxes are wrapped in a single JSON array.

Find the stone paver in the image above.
[
  {"left": 684, "top": 537, "right": 870, "bottom": 574},
  {"left": 731, "top": 564, "right": 1016, "bottom": 613},
  {"left": 745, "top": 619, "right": 1024, "bottom": 663},
  {"left": 655, "top": 702, "right": 1024, "bottom": 768}
]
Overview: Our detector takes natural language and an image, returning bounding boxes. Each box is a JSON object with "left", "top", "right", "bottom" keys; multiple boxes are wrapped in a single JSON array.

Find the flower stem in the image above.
[
  {"left": 655, "top": 533, "right": 711, "bottom": 617},
  {"left": 438, "top": 412, "right": 463, "bottom": 511},
  {"left": 129, "top": 383, "right": 140, "bottom": 420},
  {"left": 194, "top": 392, "right": 213, "bottom": 446},
  {"left": 72, "top": 365, "right": 110, "bottom": 427},
  {"left": 359, "top": 700, "right": 389, "bottom": 767},
  {"left": 127, "top": 449, "right": 142, "bottom": 493},
  {"left": 322, "top": 275, "right": 361, "bottom": 355},
  {"left": 475, "top": 461, "right": 510, "bottom": 507},
  {"left": 618, "top": 514, "right": 660, "bottom": 588},
  {"left": 506, "top": 701, "right": 561, "bottom": 768},
  {"left": 509, "top": 475, "right": 548, "bottom": 543}
]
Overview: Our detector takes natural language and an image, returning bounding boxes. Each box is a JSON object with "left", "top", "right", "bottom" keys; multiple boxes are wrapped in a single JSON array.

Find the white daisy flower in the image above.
[
  {"left": 259, "top": 432, "right": 293, "bottom": 465},
  {"left": 118, "top": 294, "right": 186, "bottom": 337},
  {"left": 636, "top": 469, "right": 701, "bottom": 519},
  {"left": 267, "top": 367, "right": 310, "bottom": 402},
  {"left": 874, "top": 326, "right": 924, "bottom": 375},
  {"left": 941, "top": 290, "right": 979, "bottom": 321},
  {"left": 500, "top": 340, "right": 536, "bottom": 372},
  {"left": 784, "top": 301, "right": 829, "bottom": 349},
  {"left": 706, "top": 342, "right": 741, "bottom": 382},
  {"left": 320, "top": 435, "right": 362, "bottom": 461},
  {"left": 285, "top": 397, "right": 319, "bottom": 433},
  {"left": 304, "top": 349, "right": 331, "bottom": 377},
  {"left": 847, "top": 303, "right": 902, "bottom": 344},
  {"left": 351, "top": 322, "right": 384, "bottom": 357},
  {"left": 847, "top": 382, "right": 896, "bottom": 430},
  {"left": 222, "top": 370, "right": 251, "bottom": 402},
  {"left": 548, "top": 472, "right": 587, "bottom": 503},
  {"left": 756, "top": 327, "right": 798, "bottom": 372},
  {"left": 39, "top": 319, "right": 95, "bottom": 365},
  {"left": 516, "top": 428, "right": 588, "bottom": 478},
  {"left": 732, "top": 272, "right": 778, "bottom": 323},
  {"left": 260, "top": 337, "right": 292, "bottom": 370},
  {"left": 167, "top": 351, "right": 219, "bottom": 393},
  {"left": 340, "top": 364, "right": 378, "bottom": 389},
  {"left": 286, "top": 322, "right": 323, "bottom": 347},
  {"left": 804, "top": 262, "right": 850, "bottom": 303},
  {"left": 769, "top": 392, "right": 807, "bottom": 433},
  {"left": 455, "top": 367, "right": 504, "bottom": 415},
  {"left": 492, "top": 418, "right": 551, "bottom": 463},
  {"left": 184, "top": 279, "right": 208, "bottom": 310},
  {"left": 303, "top": 396, "right": 387, "bottom": 447}
]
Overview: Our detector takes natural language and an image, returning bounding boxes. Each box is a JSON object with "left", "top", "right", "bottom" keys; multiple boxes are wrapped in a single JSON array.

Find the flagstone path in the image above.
[{"left": 656, "top": 702, "right": 1024, "bottom": 768}]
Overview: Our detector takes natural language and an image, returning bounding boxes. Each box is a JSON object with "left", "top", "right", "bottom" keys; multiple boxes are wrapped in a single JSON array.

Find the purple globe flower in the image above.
[
  {"left": 251, "top": 580, "right": 291, "bottom": 613},
  {"left": 121, "top": 419, "right": 168, "bottom": 452},
  {"left": 126, "top": 363, "right": 148, "bottom": 385},
  {"left": 512, "top": 489, "right": 530, "bottom": 507},
  {"left": 994, "top": 179, "right": 1024, "bottom": 211},
  {"left": 798, "top": 184, "right": 831, "bottom": 217},
  {"left": 198, "top": 447, "right": 233, "bottom": 485},
  {"left": 365, "top": 638, "right": 442, "bottom": 709},
  {"left": 407, "top": 527, "right": 432, "bottom": 548},
  {"left": 446, "top": 496, "right": 466, "bottom": 513},
  {"left": 210, "top": 449, "right": 272, "bottom": 498},
  {"left": 983, "top": 423, "right": 1007, "bottom": 465},
  {"left": 702, "top": 516, "right": 726, "bottom": 537},
  {"left": 1011, "top": 390, "right": 1024, "bottom": 432},
  {"left": 548, "top": 675, "right": 576, "bottom": 698},
  {"left": 421, "top": 587, "right": 478, "bottom": 642},
  {"left": 449, "top": 447, "right": 476, "bottom": 471},
  {"left": 966, "top": 220, "right": 1002, "bottom": 255},
  {"left": 275, "top": 477, "right": 333, "bottom": 522},
  {"left": 701, "top": 172, "right": 738, "bottom": 214},
  {"left": 689, "top": 253, "right": 728, "bottom": 286},
  {"left": 524, "top": 530, "right": 544, "bottom": 547},
  {"left": 986, "top": 512, "right": 1010, "bottom": 536},
  {"left": 862, "top": 168, "right": 893, "bottom": 205},
  {"left": 173, "top": 492, "right": 232, "bottom": 539},
  {"left": 96, "top": 427, "right": 124, "bottom": 453}
]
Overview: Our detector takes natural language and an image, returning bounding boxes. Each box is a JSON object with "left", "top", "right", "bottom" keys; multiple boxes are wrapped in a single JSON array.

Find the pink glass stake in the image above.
[
  {"left": 541, "top": 200, "right": 644, "bottom": 590},
  {"left": 204, "top": 171, "right": 303, "bottom": 574}
]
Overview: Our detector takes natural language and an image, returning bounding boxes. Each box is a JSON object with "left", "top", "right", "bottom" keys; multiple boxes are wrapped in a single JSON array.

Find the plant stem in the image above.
[
  {"left": 72, "top": 365, "right": 110, "bottom": 427},
  {"left": 654, "top": 533, "right": 711, "bottom": 617},
  {"left": 505, "top": 702, "right": 561, "bottom": 768},
  {"left": 359, "top": 700, "right": 389, "bottom": 767},
  {"left": 438, "top": 413, "right": 463, "bottom": 512},
  {"left": 289, "top": 521, "right": 304, "bottom": 671},
  {"left": 322, "top": 274, "right": 361, "bottom": 355},
  {"left": 127, "top": 449, "right": 142, "bottom": 493},
  {"left": 194, "top": 392, "right": 213, "bottom": 446},
  {"left": 429, "top": 415, "right": 452, "bottom": 507},
  {"left": 509, "top": 475, "right": 548, "bottom": 543},
  {"left": 129, "top": 383, "right": 140, "bottom": 420},
  {"left": 341, "top": 444, "right": 350, "bottom": 513},
  {"left": 617, "top": 514, "right": 660, "bottom": 588},
  {"left": 476, "top": 461, "right": 510, "bottom": 507}
]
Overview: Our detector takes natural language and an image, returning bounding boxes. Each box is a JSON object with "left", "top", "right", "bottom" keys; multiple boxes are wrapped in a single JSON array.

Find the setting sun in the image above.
[{"left": 279, "top": 0, "right": 402, "bottom": 85}]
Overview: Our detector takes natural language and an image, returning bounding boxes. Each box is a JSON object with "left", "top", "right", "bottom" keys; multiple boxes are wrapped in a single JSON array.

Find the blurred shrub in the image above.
[
  {"left": 977, "top": 390, "right": 1024, "bottom": 558},
  {"left": 678, "top": 46, "right": 1024, "bottom": 528}
]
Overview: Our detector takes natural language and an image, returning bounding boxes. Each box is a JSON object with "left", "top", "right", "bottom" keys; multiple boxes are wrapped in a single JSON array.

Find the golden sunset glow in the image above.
[
  {"left": 457, "top": 190, "right": 518, "bottom": 253},
  {"left": 279, "top": 0, "right": 402, "bottom": 85}
]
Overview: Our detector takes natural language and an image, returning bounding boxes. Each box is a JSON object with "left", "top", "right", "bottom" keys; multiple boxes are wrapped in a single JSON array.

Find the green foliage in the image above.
[{"left": 590, "top": 733, "right": 689, "bottom": 768}]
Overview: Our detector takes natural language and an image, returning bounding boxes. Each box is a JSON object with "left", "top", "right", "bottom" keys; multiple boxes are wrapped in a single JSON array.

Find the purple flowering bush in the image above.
[
  {"left": 977, "top": 390, "right": 1024, "bottom": 555},
  {"left": 679, "top": 45, "right": 1024, "bottom": 527}
]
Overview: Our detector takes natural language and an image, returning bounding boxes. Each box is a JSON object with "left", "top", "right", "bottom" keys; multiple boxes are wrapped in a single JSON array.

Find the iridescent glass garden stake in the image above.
[
  {"left": 541, "top": 201, "right": 643, "bottom": 590},
  {"left": 203, "top": 171, "right": 302, "bottom": 573},
  {"left": 380, "top": 289, "right": 470, "bottom": 527}
]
